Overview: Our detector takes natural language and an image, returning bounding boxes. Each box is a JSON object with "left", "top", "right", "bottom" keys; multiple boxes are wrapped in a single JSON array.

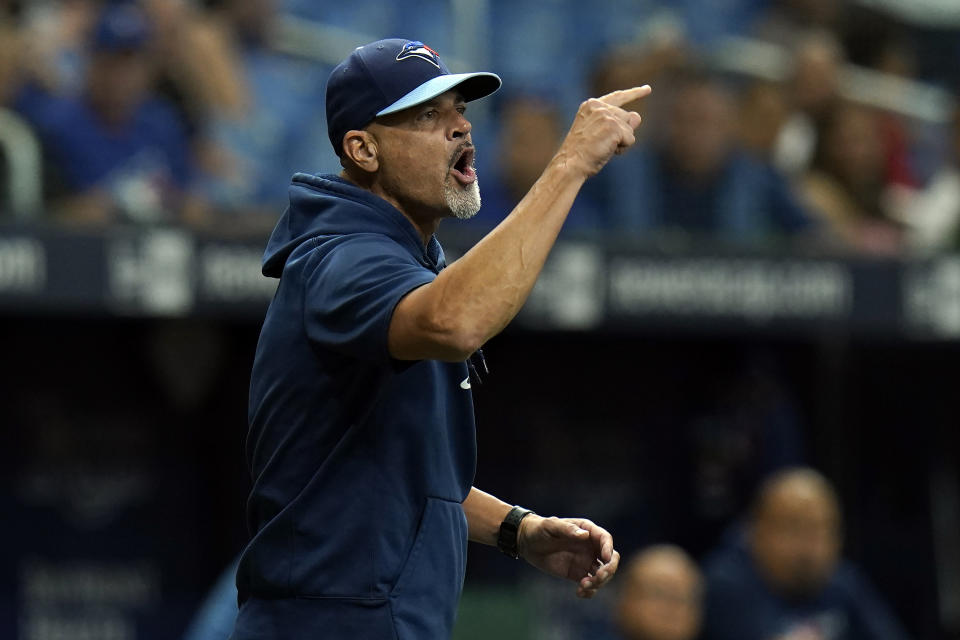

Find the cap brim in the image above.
[{"left": 376, "top": 72, "right": 502, "bottom": 117}]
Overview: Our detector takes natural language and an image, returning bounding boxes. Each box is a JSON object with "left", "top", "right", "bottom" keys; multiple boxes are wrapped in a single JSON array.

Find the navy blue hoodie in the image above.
[{"left": 232, "top": 174, "right": 477, "bottom": 640}]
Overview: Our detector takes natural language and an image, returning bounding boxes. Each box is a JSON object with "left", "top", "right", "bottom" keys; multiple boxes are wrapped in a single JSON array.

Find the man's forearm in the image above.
[
  {"left": 388, "top": 157, "right": 586, "bottom": 361},
  {"left": 462, "top": 486, "right": 517, "bottom": 546},
  {"left": 432, "top": 155, "right": 586, "bottom": 342},
  {"left": 389, "top": 88, "right": 647, "bottom": 362}
]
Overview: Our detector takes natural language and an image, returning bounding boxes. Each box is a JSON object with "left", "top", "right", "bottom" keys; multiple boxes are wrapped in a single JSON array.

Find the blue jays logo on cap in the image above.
[{"left": 396, "top": 41, "right": 441, "bottom": 68}]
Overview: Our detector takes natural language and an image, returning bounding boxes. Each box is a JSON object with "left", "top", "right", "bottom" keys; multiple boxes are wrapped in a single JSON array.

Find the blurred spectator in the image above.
[
  {"left": 195, "top": 0, "right": 336, "bottom": 229},
  {"left": 615, "top": 545, "right": 703, "bottom": 640},
  {"left": 839, "top": 8, "right": 919, "bottom": 192},
  {"left": 0, "top": 1, "right": 22, "bottom": 105},
  {"left": 842, "top": 6, "right": 916, "bottom": 79},
  {"left": 801, "top": 101, "right": 905, "bottom": 254},
  {"left": 14, "top": 3, "right": 202, "bottom": 224},
  {"left": 467, "top": 94, "right": 600, "bottom": 233},
  {"left": 772, "top": 32, "right": 844, "bottom": 176},
  {"left": 595, "top": 73, "right": 814, "bottom": 241},
  {"left": 738, "top": 81, "right": 790, "bottom": 161},
  {"left": 0, "top": 0, "right": 21, "bottom": 214},
  {"left": 897, "top": 101, "right": 960, "bottom": 251},
  {"left": 753, "top": 0, "right": 844, "bottom": 50},
  {"left": 17, "top": 0, "right": 100, "bottom": 95},
  {"left": 588, "top": 33, "right": 691, "bottom": 141},
  {"left": 702, "top": 467, "right": 910, "bottom": 640},
  {"left": 141, "top": 0, "right": 247, "bottom": 130}
]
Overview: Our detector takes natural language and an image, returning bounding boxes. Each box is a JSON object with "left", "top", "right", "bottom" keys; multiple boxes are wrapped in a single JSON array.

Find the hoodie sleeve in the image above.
[{"left": 301, "top": 235, "right": 436, "bottom": 365}]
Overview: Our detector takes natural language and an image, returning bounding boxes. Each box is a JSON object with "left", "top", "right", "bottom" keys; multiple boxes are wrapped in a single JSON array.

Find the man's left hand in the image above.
[{"left": 518, "top": 515, "right": 620, "bottom": 599}]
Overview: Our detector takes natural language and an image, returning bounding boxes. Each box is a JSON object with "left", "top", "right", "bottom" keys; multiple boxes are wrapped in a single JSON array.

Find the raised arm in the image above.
[{"left": 388, "top": 86, "right": 651, "bottom": 362}]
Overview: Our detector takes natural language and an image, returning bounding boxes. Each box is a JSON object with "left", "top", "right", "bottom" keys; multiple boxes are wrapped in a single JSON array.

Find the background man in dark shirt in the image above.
[{"left": 702, "top": 468, "right": 909, "bottom": 640}]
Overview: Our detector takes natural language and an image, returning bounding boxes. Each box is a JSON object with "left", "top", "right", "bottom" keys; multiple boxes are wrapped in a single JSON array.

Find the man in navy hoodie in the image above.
[{"left": 232, "top": 38, "right": 651, "bottom": 639}]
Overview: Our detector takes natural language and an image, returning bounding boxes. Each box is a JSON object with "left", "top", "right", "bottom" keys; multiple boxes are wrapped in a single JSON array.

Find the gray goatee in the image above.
[{"left": 444, "top": 177, "right": 481, "bottom": 220}]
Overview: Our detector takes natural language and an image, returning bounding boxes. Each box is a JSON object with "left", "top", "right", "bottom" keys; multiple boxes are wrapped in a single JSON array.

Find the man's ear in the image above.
[{"left": 342, "top": 130, "right": 380, "bottom": 173}]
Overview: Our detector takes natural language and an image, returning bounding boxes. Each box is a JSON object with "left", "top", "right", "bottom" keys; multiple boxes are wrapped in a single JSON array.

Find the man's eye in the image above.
[
  {"left": 421, "top": 109, "right": 438, "bottom": 120},
  {"left": 457, "top": 106, "right": 466, "bottom": 115}
]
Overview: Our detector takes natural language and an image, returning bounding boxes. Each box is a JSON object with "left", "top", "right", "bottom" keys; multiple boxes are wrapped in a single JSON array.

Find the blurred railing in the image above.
[
  {"left": 0, "top": 108, "right": 42, "bottom": 218},
  {"left": 713, "top": 36, "right": 954, "bottom": 124},
  {"left": 2, "top": 223, "right": 959, "bottom": 341}
]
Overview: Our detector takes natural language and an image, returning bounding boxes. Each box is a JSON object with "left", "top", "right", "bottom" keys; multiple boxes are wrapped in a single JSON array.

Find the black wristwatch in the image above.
[{"left": 497, "top": 506, "right": 534, "bottom": 559}]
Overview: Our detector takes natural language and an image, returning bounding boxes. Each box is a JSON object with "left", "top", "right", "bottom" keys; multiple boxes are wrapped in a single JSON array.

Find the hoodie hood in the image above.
[{"left": 262, "top": 173, "right": 445, "bottom": 278}]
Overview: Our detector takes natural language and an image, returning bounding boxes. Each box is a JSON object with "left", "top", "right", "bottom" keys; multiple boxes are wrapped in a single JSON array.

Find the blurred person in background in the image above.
[
  {"left": 0, "top": 1, "right": 22, "bottom": 104},
  {"left": 615, "top": 545, "right": 703, "bottom": 640},
  {"left": 0, "top": 0, "right": 22, "bottom": 214},
  {"left": 801, "top": 101, "right": 905, "bottom": 254},
  {"left": 596, "top": 72, "right": 814, "bottom": 241},
  {"left": 897, "top": 101, "right": 960, "bottom": 251},
  {"left": 14, "top": 2, "right": 203, "bottom": 224},
  {"left": 738, "top": 80, "right": 790, "bottom": 162},
  {"left": 842, "top": 6, "right": 916, "bottom": 81},
  {"left": 839, "top": 7, "right": 918, "bottom": 192},
  {"left": 752, "top": 0, "right": 844, "bottom": 49},
  {"left": 193, "top": 0, "right": 337, "bottom": 231},
  {"left": 466, "top": 93, "right": 600, "bottom": 233},
  {"left": 17, "top": 0, "right": 101, "bottom": 95},
  {"left": 588, "top": 33, "right": 691, "bottom": 143},
  {"left": 772, "top": 32, "right": 844, "bottom": 177},
  {"left": 140, "top": 0, "right": 247, "bottom": 131},
  {"left": 701, "top": 467, "right": 909, "bottom": 640}
]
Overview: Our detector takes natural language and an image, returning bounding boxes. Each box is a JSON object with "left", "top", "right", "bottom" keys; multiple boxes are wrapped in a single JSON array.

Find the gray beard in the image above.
[{"left": 444, "top": 177, "right": 481, "bottom": 220}]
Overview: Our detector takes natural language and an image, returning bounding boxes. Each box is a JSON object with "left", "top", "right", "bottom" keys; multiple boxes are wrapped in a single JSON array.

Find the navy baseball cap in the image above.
[
  {"left": 326, "top": 39, "right": 501, "bottom": 156},
  {"left": 92, "top": 4, "right": 150, "bottom": 52}
]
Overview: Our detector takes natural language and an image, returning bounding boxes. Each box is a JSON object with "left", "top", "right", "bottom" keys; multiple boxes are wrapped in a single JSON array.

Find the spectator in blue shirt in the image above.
[
  {"left": 594, "top": 73, "right": 814, "bottom": 242},
  {"left": 702, "top": 468, "right": 910, "bottom": 640},
  {"left": 196, "top": 0, "right": 337, "bottom": 228},
  {"left": 16, "top": 3, "right": 201, "bottom": 224}
]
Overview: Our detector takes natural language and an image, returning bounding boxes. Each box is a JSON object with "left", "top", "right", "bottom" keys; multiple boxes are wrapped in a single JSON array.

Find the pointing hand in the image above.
[{"left": 556, "top": 85, "right": 652, "bottom": 179}]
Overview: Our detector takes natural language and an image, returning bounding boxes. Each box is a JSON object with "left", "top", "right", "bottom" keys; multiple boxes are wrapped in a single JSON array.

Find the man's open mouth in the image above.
[{"left": 450, "top": 147, "right": 476, "bottom": 185}]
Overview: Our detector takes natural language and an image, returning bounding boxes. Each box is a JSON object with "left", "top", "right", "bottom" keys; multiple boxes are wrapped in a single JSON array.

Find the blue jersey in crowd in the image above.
[
  {"left": 593, "top": 147, "right": 813, "bottom": 238},
  {"left": 16, "top": 86, "right": 192, "bottom": 193},
  {"left": 233, "top": 174, "right": 477, "bottom": 640}
]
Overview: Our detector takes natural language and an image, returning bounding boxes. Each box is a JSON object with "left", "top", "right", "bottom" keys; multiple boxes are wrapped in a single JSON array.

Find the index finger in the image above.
[{"left": 597, "top": 85, "right": 652, "bottom": 107}]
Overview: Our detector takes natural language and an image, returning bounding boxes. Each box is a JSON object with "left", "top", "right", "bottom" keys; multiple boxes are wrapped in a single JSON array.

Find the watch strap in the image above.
[{"left": 497, "top": 506, "right": 534, "bottom": 559}]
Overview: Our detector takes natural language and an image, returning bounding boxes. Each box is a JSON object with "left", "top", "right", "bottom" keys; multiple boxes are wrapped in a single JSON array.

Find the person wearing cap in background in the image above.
[
  {"left": 233, "top": 39, "right": 650, "bottom": 639},
  {"left": 13, "top": 2, "right": 202, "bottom": 223}
]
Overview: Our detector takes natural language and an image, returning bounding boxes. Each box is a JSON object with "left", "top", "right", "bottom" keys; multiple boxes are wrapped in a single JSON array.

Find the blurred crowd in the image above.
[
  {"left": 178, "top": 466, "right": 914, "bottom": 640},
  {"left": 611, "top": 468, "right": 909, "bottom": 640},
  {"left": 0, "top": 0, "right": 332, "bottom": 234},
  {"left": 1, "top": 0, "right": 960, "bottom": 254}
]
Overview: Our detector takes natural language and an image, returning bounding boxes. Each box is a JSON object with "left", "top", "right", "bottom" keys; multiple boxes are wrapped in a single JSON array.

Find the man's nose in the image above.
[{"left": 450, "top": 112, "right": 472, "bottom": 140}]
